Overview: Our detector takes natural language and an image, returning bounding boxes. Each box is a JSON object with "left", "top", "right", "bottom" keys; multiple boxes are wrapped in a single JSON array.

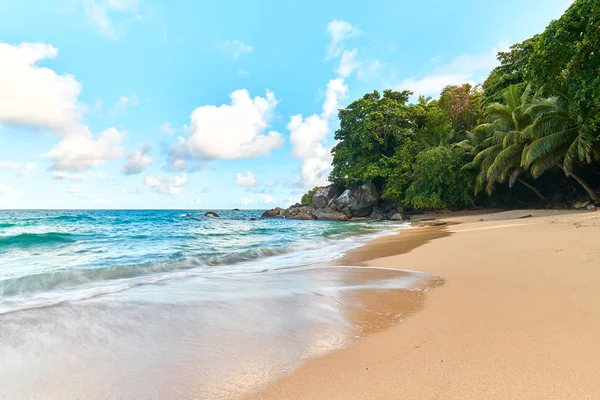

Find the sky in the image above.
[{"left": 0, "top": 0, "right": 573, "bottom": 209}]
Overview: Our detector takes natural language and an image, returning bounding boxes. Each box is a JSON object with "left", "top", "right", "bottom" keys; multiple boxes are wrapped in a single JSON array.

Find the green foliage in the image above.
[
  {"left": 325, "top": 2, "right": 599, "bottom": 211},
  {"left": 329, "top": 90, "right": 414, "bottom": 187},
  {"left": 483, "top": 36, "right": 540, "bottom": 104},
  {"left": 527, "top": 0, "right": 600, "bottom": 141},
  {"left": 404, "top": 147, "right": 471, "bottom": 209},
  {"left": 301, "top": 186, "right": 322, "bottom": 206}
]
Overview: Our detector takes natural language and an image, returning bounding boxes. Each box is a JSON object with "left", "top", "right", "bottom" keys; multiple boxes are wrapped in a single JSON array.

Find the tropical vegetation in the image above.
[{"left": 302, "top": 0, "right": 600, "bottom": 210}]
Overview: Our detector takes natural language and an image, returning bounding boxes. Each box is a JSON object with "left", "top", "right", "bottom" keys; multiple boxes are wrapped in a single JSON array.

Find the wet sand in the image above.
[{"left": 252, "top": 209, "right": 600, "bottom": 399}]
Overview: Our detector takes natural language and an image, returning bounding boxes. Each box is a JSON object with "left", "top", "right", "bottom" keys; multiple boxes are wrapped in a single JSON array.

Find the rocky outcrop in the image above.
[
  {"left": 261, "top": 207, "right": 284, "bottom": 218},
  {"left": 312, "top": 185, "right": 344, "bottom": 209},
  {"left": 204, "top": 211, "right": 219, "bottom": 217},
  {"left": 261, "top": 183, "right": 408, "bottom": 222},
  {"left": 334, "top": 182, "right": 378, "bottom": 217}
]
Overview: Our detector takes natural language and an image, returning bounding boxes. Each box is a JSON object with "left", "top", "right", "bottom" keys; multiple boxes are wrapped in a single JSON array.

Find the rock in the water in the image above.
[
  {"left": 249, "top": 217, "right": 257, "bottom": 221},
  {"left": 369, "top": 207, "right": 385, "bottom": 220},
  {"left": 312, "top": 185, "right": 344, "bottom": 209},
  {"left": 232, "top": 208, "right": 240, "bottom": 211},
  {"left": 204, "top": 211, "right": 219, "bottom": 217},
  {"left": 389, "top": 213, "right": 404, "bottom": 221},
  {"left": 335, "top": 182, "right": 378, "bottom": 217},
  {"left": 261, "top": 207, "right": 284, "bottom": 218},
  {"left": 313, "top": 210, "right": 349, "bottom": 221}
]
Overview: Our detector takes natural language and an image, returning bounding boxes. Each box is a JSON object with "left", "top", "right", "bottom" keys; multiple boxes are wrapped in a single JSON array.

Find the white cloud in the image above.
[
  {"left": 110, "top": 93, "right": 138, "bottom": 116},
  {"left": 395, "top": 42, "right": 509, "bottom": 97},
  {"left": 288, "top": 77, "right": 348, "bottom": 188},
  {"left": 47, "top": 127, "right": 125, "bottom": 172},
  {"left": 326, "top": 20, "right": 360, "bottom": 59},
  {"left": 83, "top": 0, "right": 140, "bottom": 39},
  {"left": 235, "top": 171, "right": 258, "bottom": 187},
  {"left": 240, "top": 193, "right": 276, "bottom": 205},
  {"left": 51, "top": 171, "right": 108, "bottom": 181},
  {"left": 122, "top": 145, "right": 152, "bottom": 175},
  {"left": 322, "top": 78, "right": 349, "bottom": 119},
  {"left": 144, "top": 174, "right": 187, "bottom": 195},
  {"left": 0, "top": 162, "right": 37, "bottom": 177},
  {"left": 66, "top": 184, "right": 81, "bottom": 194},
  {"left": 288, "top": 114, "right": 329, "bottom": 158},
  {"left": 191, "top": 196, "right": 202, "bottom": 205},
  {"left": 336, "top": 49, "right": 361, "bottom": 78},
  {"left": 357, "top": 59, "right": 383, "bottom": 80},
  {"left": 0, "top": 42, "right": 84, "bottom": 136},
  {"left": 220, "top": 39, "right": 254, "bottom": 60},
  {"left": 168, "top": 89, "right": 283, "bottom": 165},
  {"left": 160, "top": 121, "right": 175, "bottom": 135},
  {"left": 0, "top": 184, "right": 23, "bottom": 202}
]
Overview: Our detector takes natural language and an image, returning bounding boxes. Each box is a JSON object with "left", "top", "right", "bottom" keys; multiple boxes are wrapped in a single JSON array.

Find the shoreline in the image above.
[{"left": 251, "top": 209, "right": 600, "bottom": 399}]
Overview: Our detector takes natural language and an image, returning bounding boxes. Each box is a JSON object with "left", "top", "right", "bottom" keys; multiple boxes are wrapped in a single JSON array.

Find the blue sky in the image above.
[{"left": 0, "top": 0, "right": 572, "bottom": 209}]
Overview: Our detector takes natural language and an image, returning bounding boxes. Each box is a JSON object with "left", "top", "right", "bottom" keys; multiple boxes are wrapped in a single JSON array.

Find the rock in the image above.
[
  {"left": 261, "top": 207, "right": 284, "bottom": 218},
  {"left": 288, "top": 211, "right": 315, "bottom": 220},
  {"left": 389, "top": 213, "right": 405, "bottom": 221},
  {"left": 369, "top": 207, "right": 385, "bottom": 220},
  {"left": 249, "top": 217, "right": 257, "bottom": 221},
  {"left": 587, "top": 204, "right": 597, "bottom": 211},
  {"left": 232, "top": 208, "right": 240, "bottom": 211},
  {"left": 182, "top": 213, "right": 192, "bottom": 217},
  {"left": 313, "top": 211, "right": 350, "bottom": 221},
  {"left": 312, "top": 185, "right": 344, "bottom": 209},
  {"left": 340, "top": 207, "right": 352, "bottom": 218},
  {"left": 335, "top": 182, "right": 378, "bottom": 217},
  {"left": 573, "top": 198, "right": 592, "bottom": 209},
  {"left": 204, "top": 211, "right": 219, "bottom": 217}
]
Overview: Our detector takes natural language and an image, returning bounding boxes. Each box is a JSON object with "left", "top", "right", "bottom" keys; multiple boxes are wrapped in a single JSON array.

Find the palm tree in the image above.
[
  {"left": 463, "top": 84, "right": 547, "bottom": 201},
  {"left": 522, "top": 78, "right": 600, "bottom": 201}
]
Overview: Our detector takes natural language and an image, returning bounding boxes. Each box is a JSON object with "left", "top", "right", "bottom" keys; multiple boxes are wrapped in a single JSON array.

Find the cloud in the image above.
[
  {"left": 47, "top": 127, "right": 125, "bottom": 172},
  {"left": 66, "top": 184, "right": 81, "bottom": 194},
  {"left": 0, "top": 162, "right": 37, "bottom": 177},
  {"left": 0, "top": 42, "right": 84, "bottom": 136},
  {"left": 357, "top": 59, "right": 383, "bottom": 81},
  {"left": 160, "top": 121, "right": 175, "bottom": 135},
  {"left": 0, "top": 42, "right": 128, "bottom": 172},
  {"left": 235, "top": 171, "right": 258, "bottom": 187},
  {"left": 191, "top": 197, "right": 202, "bottom": 205},
  {"left": 322, "top": 77, "right": 349, "bottom": 119},
  {"left": 51, "top": 171, "right": 108, "bottom": 181},
  {"left": 122, "top": 145, "right": 152, "bottom": 175},
  {"left": 336, "top": 49, "right": 361, "bottom": 78},
  {"left": 144, "top": 174, "right": 187, "bottom": 195},
  {"left": 0, "top": 184, "right": 23, "bottom": 202},
  {"left": 240, "top": 193, "right": 276, "bottom": 205},
  {"left": 220, "top": 39, "right": 254, "bottom": 60},
  {"left": 288, "top": 114, "right": 329, "bottom": 158},
  {"left": 167, "top": 89, "right": 283, "bottom": 166},
  {"left": 110, "top": 93, "right": 138, "bottom": 116},
  {"left": 83, "top": 0, "right": 140, "bottom": 39},
  {"left": 395, "top": 42, "right": 509, "bottom": 97},
  {"left": 288, "top": 77, "right": 348, "bottom": 188},
  {"left": 326, "top": 20, "right": 360, "bottom": 59}
]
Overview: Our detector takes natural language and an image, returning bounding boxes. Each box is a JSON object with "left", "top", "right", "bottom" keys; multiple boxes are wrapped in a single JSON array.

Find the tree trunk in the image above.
[
  {"left": 516, "top": 178, "right": 548, "bottom": 202},
  {"left": 554, "top": 162, "right": 599, "bottom": 202}
]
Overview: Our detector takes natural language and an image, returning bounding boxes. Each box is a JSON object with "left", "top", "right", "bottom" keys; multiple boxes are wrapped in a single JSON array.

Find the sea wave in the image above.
[{"left": 0, "top": 232, "right": 79, "bottom": 249}]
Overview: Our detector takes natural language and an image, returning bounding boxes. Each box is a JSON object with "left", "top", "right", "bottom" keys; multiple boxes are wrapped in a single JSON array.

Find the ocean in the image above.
[{"left": 0, "top": 209, "right": 441, "bottom": 399}]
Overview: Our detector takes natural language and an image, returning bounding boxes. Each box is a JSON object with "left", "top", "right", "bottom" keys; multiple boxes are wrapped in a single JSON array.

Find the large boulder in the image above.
[
  {"left": 313, "top": 210, "right": 350, "bottom": 221},
  {"left": 261, "top": 207, "right": 284, "bottom": 218},
  {"left": 335, "top": 183, "right": 379, "bottom": 217},
  {"left": 369, "top": 207, "right": 385, "bottom": 220},
  {"left": 204, "top": 211, "right": 219, "bottom": 217},
  {"left": 312, "top": 185, "right": 344, "bottom": 209},
  {"left": 288, "top": 211, "right": 315, "bottom": 220},
  {"left": 389, "top": 213, "right": 404, "bottom": 221}
]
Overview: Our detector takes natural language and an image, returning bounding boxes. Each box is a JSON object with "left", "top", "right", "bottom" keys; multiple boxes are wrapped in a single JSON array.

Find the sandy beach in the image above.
[{"left": 252, "top": 209, "right": 600, "bottom": 399}]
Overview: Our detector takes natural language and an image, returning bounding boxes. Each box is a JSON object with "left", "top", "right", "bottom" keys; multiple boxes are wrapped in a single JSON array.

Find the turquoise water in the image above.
[{"left": 0, "top": 210, "right": 439, "bottom": 399}]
